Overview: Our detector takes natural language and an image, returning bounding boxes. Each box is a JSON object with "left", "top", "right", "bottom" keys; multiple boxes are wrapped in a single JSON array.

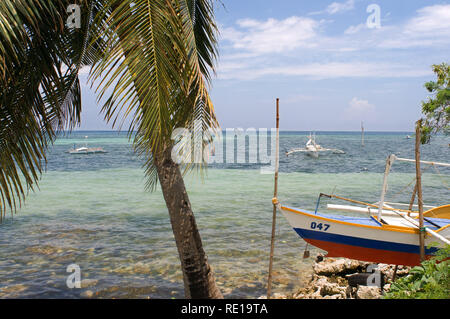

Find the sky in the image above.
[{"left": 77, "top": 0, "right": 450, "bottom": 131}]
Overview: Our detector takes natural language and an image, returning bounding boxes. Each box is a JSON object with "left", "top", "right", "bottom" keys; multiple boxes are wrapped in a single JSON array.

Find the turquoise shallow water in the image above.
[{"left": 0, "top": 131, "right": 448, "bottom": 298}]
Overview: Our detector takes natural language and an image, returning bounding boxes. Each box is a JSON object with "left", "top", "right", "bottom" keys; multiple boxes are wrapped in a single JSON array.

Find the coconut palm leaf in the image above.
[
  {"left": 0, "top": 0, "right": 104, "bottom": 220},
  {"left": 90, "top": 0, "right": 219, "bottom": 190}
]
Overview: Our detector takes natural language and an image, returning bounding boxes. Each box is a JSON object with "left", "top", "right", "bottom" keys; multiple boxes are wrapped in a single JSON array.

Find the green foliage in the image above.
[
  {"left": 0, "top": 0, "right": 219, "bottom": 217},
  {"left": 90, "top": 0, "right": 219, "bottom": 191},
  {"left": 384, "top": 244, "right": 450, "bottom": 299},
  {"left": 421, "top": 63, "right": 450, "bottom": 144},
  {"left": 0, "top": 0, "right": 102, "bottom": 220}
]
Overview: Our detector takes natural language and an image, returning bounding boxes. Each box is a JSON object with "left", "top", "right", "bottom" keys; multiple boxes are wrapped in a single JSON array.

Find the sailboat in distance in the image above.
[
  {"left": 68, "top": 136, "right": 107, "bottom": 154},
  {"left": 286, "top": 133, "right": 345, "bottom": 158}
]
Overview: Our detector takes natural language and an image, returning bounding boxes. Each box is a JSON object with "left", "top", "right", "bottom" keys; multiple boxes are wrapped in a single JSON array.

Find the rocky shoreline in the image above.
[{"left": 262, "top": 255, "right": 410, "bottom": 299}]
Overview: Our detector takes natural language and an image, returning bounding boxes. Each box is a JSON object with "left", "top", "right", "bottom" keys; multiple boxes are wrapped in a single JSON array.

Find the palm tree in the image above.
[
  {"left": 0, "top": 0, "right": 222, "bottom": 298},
  {"left": 0, "top": 0, "right": 97, "bottom": 219}
]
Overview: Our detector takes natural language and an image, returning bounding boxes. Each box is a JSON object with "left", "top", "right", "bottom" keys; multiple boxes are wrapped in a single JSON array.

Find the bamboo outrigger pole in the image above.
[
  {"left": 415, "top": 119, "right": 426, "bottom": 262},
  {"left": 267, "top": 98, "right": 280, "bottom": 299},
  {"left": 408, "top": 183, "right": 418, "bottom": 217}
]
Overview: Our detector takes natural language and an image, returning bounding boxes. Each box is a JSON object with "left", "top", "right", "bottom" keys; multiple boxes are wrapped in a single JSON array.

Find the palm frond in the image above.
[
  {"left": 0, "top": 0, "right": 104, "bottom": 220},
  {"left": 91, "top": 0, "right": 220, "bottom": 190}
]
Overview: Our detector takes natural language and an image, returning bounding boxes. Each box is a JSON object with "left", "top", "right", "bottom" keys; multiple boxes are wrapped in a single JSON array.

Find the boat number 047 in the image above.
[{"left": 310, "top": 222, "right": 330, "bottom": 231}]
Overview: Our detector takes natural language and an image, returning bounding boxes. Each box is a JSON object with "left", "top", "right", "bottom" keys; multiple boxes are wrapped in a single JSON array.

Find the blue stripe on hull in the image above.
[{"left": 294, "top": 228, "right": 438, "bottom": 255}]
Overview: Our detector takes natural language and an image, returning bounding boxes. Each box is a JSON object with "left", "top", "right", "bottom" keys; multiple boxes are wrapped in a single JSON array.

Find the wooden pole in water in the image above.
[
  {"left": 267, "top": 98, "right": 280, "bottom": 299},
  {"left": 415, "top": 119, "right": 426, "bottom": 262},
  {"left": 361, "top": 121, "right": 365, "bottom": 147}
]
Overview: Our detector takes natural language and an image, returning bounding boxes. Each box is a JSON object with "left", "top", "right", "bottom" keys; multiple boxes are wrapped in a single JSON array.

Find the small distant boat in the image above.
[
  {"left": 406, "top": 135, "right": 412, "bottom": 139},
  {"left": 67, "top": 136, "right": 107, "bottom": 154},
  {"left": 286, "top": 133, "right": 345, "bottom": 158},
  {"left": 68, "top": 146, "right": 107, "bottom": 154}
]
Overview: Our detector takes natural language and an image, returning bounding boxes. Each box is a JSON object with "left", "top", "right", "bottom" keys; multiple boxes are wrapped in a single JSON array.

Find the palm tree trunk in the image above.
[
  {"left": 154, "top": 145, "right": 223, "bottom": 299},
  {"left": 106, "top": 0, "right": 222, "bottom": 298}
]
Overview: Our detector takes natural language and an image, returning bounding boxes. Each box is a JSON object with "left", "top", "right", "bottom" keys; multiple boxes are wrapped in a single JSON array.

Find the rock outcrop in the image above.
[{"left": 264, "top": 255, "right": 410, "bottom": 299}]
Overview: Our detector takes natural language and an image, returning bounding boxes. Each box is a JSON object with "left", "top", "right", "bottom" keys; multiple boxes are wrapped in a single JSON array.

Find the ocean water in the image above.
[{"left": 0, "top": 131, "right": 448, "bottom": 298}]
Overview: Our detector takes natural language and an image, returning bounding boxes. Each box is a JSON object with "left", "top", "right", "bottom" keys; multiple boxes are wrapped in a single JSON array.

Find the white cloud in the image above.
[
  {"left": 217, "top": 61, "right": 431, "bottom": 81},
  {"left": 344, "top": 97, "right": 375, "bottom": 119},
  {"left": 309, "top": 0, "right": 355, "bottom": 16},
  {"left": 378, "top": 4, "right": 450, "bottom": 48},
  {"left": 221, "top": 4, "right": 450, "bottom": 57},
  {"left": 404, "top": 5, "right": 450, "bottom": 35},
  {"left": 344, "top": 23, "right": 366, "bottom": 35},
  {"left": 326, "top": 0, "right": 355, "bottom": 15},
  {"left": 217, "top": 3, "right": 448, "bottom": 82},
  {"left": 221, "top": 16, "right": 321, "bottom": 54}
]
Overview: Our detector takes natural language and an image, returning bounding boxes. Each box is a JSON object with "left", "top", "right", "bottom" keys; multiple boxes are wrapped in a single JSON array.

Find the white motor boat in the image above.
[
  {"left": 68, "top": 146, "right": 107, "bottom": 154},
  {"left": 305, "top": 135, "right": 321, "bottom": 158},
  {"left": 286, "top": 133, "right": 345, "bottom": 158},
  {"left": 67, "top": 136, "right": 107, "bottom": 154}
]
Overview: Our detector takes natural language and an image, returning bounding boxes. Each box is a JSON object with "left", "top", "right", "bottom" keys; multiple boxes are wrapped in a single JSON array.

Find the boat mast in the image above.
[
  {"left": 377, "top": 154, "right": 396, "bottom": 221},
  {"left": 414, "top": 120, "right": 425, "bottom": 262},
  {"left": 267, "top": 98, "right": 280, "bottom": 299}
]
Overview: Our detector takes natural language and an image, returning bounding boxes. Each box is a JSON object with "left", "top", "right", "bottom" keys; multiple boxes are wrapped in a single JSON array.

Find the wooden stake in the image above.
[
  {"left": 267, "top": 98, "right": 280, "bottom": 299},
  {"left": 415, "top": 119, "right": 425, "bottom": 262},
  {"left": 361, "top": 121, "right": 365, "bottom": 147}
]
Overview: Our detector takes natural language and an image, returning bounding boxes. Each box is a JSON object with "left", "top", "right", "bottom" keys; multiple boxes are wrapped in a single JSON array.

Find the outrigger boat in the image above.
[
  {"left": 68, "top": 146, "right": 107, "bottom": 154},
  {"left": 286, "top": 133, "right": 345, "bottom": 158},
  {"left": 275, "top": 154, "right": 450, "bottom": 266},
  {"left": 67, "top": 136, "right": 107, "bottom": 154}
]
